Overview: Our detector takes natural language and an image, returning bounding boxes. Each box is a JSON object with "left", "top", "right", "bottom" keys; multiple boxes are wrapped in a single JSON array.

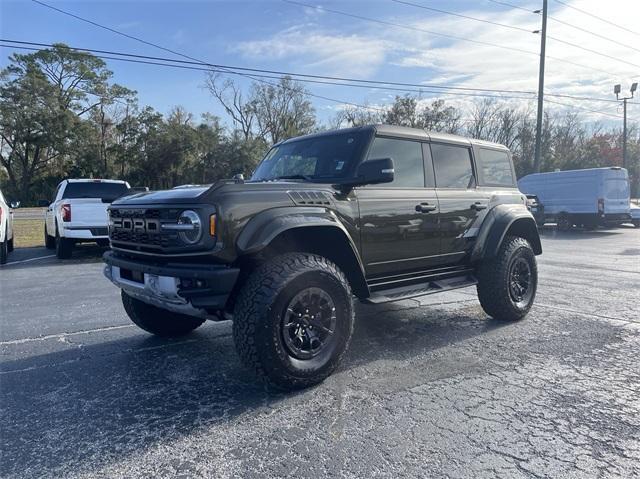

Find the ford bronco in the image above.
[{"left": 103, "top": 125, "right": 541, "bottom": 389}]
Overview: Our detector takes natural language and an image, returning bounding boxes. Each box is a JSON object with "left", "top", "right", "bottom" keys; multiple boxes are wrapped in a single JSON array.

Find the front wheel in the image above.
[
  {"left": 476, "top": 236, "right": 538, "bottom": 322},
  {"left": 44, "top": 225, "right": 56, "bottom": 249},
  {"left": 121, "top": 291, "right": 205, "bottom": 337},
  {"left": 232, "top": 253, "right": 355, "bottom": 390}
]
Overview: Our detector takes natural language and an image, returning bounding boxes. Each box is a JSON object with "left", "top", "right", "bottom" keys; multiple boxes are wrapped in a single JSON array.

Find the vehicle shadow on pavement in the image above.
[
  {"left": 0, "top": 244, "right": 107, "bottom": 270},
  {"left": 0, "top": 300, "right": 505, "bottom": 478}
]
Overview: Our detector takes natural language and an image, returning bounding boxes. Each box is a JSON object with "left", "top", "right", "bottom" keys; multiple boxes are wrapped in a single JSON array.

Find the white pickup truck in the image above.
[
  {"left": 43, "top": 179, "right": 130, "bottom": 259},
  {"left": 0, "top": 188, "right": 15, "bottom": 264}
]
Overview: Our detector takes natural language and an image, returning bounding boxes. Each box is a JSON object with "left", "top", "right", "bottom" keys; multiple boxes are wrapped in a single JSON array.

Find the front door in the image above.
[{"left": 357, "top": 136, "right": 440, "bottom": 277}]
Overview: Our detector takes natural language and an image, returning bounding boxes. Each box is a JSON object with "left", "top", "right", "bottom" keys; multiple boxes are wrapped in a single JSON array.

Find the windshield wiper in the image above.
[{"left": 272, "top": 174, "right": 313, "bottom": 181}]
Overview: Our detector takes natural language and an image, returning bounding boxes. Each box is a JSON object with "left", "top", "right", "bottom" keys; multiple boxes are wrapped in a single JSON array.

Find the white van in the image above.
[{"left": 518, "top": 167, "right": 631, "bottom": 230}]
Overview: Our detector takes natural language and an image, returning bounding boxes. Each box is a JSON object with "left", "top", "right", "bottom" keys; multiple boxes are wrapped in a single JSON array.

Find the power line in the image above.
[
  {"left": 3, "top": 43, "right": 628, "bottom": 121},
  {"left": 0, "top": 43, "right": 535, "bottom": 101},
  {"left": 282, "top": 0, "right": 627, "bottom": 77},
  {"left": 544, "top": 97, "right": 622, "bottom": 119},
  {"left": 546, "top": 34, "right": 640, "bottom": 69},
  {"left": 0, "top": 38, "right": 636, "bottom": 107},
  {"left": 391, "top": 0, "right": 533, "bottom": 33},
  {"left": 486, "top": 0, "right": 535, "bottom": 14},
  {"left": 2, "top": 39, "right": 632, "bottom": 107},
  {"left": 552, "top": 0, "right": 640, "bottom": 37},
  {"left": 393, "top": 0, "right": 640, "bottom": 69},
  {"left": 546, "top": 14, "right": 640, "bottom": 54},
  {"left": 0, "top": 38, "right": 537, "bottom": 96}
]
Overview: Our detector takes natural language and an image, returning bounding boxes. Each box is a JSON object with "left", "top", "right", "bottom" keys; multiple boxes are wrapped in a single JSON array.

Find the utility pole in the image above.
[
  {"left": 533, "top": 0, "right": 548, "bottom": 173},
  {"left": 614, "top": 82, "right": 637, "bottom": 170}
]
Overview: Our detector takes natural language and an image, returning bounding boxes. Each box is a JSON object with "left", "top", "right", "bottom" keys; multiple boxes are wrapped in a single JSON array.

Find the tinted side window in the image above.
[
  {"left": 430, "top": 144, "right": 475, "bottom": 188},
  {"left": 367, "top": 137, "right": 424, "bottom": 188},
  {"left": 478, "top": 148, "right": 514, "bottom": 186}
]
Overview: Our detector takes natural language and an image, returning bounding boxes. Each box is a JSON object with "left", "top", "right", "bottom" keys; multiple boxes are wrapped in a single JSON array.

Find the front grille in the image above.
[{"left": 109, "top": 207, "right": 182, "bottom": 251}]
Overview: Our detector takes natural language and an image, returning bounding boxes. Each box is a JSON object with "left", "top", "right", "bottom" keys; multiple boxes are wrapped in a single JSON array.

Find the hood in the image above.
[
  {"left": 111, "top": 180, "right": 338, "bottom": 206},
  {"left": 112, "top": 185, "right": 211, "bottom": 205}
]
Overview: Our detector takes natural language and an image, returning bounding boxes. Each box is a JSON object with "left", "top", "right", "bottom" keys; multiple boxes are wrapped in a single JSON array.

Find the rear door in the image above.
[
  {"left": 357, "top": 136, "right": 440, "bottom": 277},
  {"left": 603, "top": 170, "right": 630, "bottom": 214},
  {"left": 431, "top": 142, "right": 487, "bottom": 264}
]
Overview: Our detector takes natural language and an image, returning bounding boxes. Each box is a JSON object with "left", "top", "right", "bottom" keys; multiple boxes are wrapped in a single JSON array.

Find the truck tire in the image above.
[
  {"left": 55, "top": 229, "right": 74, "bottom": 259},
  {"left": 232, "top": 253, "right": 355, "bottom": 390},
  {"left": 557, "top": 214, "right": 571, "bottom": 231},
  {"left": 7, "top": 236, "right": 14, "bottom": 252},
  {"left": 0, "top": 240, "right": 7, "bottom": 264},
  {"left": 476, "top": 236, "right": 537, "bottom": 322},
  {"left": 44, "top": 226, "right": 56, "bottom": 249},
  {"left": 121, "top": 291, "right": 205, "bottom": 337}
]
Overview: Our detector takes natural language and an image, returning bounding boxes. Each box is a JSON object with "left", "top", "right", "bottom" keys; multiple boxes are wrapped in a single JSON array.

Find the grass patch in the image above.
[{"left": 13, "top": 218, "right": 44, "bottom": 248}]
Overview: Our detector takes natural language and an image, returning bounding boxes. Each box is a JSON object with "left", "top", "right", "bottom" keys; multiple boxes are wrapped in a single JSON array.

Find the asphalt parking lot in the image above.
[{"left": 1, "top": 227, "right": 639, "bottom": 478}]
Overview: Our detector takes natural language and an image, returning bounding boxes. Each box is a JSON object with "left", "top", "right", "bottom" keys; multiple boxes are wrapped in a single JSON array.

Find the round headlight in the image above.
[{"left": 177, "top": 210, "right": 202, "bottom": 245}]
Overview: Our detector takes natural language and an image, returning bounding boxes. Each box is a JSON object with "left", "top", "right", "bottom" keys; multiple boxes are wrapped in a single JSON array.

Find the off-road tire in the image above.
[
  {"left": 44, "top": 226, "right": 56, "bottom": 249},
  {"left": 0, "top": 240, "right": 7, "bottom": 264},
  {"left": 232, "top": 253, "right": 355, "bottom": 390},
  {"left": 55, "top": 228, "right": 73, "bottom": 259},
  {"left": 476, "top": 236, "right": 537, "bottom": 322},
  {"left": 7, "top": 236, "right": 14, "bottom": 252},
  {"left": 121, "top": 290, "right": 205, "bottom": 337}
]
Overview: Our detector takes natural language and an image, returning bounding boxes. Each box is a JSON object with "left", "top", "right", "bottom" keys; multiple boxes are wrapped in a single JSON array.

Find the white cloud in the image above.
[
  {"left": 235, "top": 0, "right": 640, "bottom": 121},
  {"left": 234, "top": 26, "right": 391, "bottom": 77}
]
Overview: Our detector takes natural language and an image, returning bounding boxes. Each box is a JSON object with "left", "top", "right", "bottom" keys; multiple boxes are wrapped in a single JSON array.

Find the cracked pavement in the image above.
[{"left": 1, "top": 227, "right": 639, "bottom": 478}]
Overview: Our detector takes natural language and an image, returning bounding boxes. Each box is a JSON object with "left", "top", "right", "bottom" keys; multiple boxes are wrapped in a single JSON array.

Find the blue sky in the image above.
[{"left": 1, "top": 0, "right": 638, "bottom": 126}]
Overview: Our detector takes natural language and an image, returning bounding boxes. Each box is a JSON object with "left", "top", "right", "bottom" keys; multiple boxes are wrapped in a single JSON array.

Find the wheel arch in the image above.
[
  {"left": 472, "top": 204, "right": 542, "bottom": 262},
  {"left": 236, "top": 208, "right": 369, "bottom": 298}
]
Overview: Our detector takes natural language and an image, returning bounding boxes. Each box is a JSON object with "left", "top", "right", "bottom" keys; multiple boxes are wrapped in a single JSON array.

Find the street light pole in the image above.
[
  {"left": 533, "top": 0, "right": 548, "bottom": 173},
  {"left": 614, "top": 82, "right": 637, "bottom": 170}
]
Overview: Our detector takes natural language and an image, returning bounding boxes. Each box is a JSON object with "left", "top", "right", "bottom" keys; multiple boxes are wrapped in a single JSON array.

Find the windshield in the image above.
[
  {"left": 62, "top": 182, "right": 129, "bottom": 202},
  {"left": 251, "top": 131, "right": 368, "bottom": 182}
]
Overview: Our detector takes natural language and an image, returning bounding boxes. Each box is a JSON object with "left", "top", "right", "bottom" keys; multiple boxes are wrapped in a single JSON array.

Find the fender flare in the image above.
[
  {"left": 236, "top": 207, "right": 369, "bottom": 296},
  {"left": 471, "top": 204, "right": 542, "bottom": 262}
]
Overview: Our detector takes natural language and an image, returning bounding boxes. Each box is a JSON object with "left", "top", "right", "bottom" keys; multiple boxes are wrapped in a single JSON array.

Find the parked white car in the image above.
[
  {"left": 0, "top": 188, "right": 15, "bottom": 264},
  {"left": 43, "top": 179, "right": 130, "bottom": 259}
]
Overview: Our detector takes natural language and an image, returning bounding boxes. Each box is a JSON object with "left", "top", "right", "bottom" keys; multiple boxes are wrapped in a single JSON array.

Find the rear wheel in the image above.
[
  {"left": 477, "top": 236, "right": 537, "bottom": 322},
  {"left": 0, "top": 239, "right": 7, "bottom": 264},
  {"left": 232, "top": 253, "right": 355, "bottom": 390},
  {"left": 121, "top": 291, "right": 205, "bottom": 337},
  {"left": 7, "top": 236, "right": 14, "bottom": 252},
  {"left": 55, "top": 228, "right": 74, "bottom": 259},
  {"left": 557, "top": 214, "right": 571, "bottom": 231}
]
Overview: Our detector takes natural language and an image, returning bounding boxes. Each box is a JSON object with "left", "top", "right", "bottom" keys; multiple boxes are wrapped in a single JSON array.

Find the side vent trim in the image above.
[{"left": 288, "top": 191, "right": 332, "bottom": 206}]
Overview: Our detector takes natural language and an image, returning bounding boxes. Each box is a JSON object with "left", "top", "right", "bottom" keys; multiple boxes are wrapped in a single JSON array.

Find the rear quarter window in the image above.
[{"left": 477, "top": 148, "right": 515, "bottom": 187}]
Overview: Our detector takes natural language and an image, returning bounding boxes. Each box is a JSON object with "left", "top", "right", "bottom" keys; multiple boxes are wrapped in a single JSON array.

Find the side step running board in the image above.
[{"left": 363, "top": 274, "right": 477, "bottom": 304}]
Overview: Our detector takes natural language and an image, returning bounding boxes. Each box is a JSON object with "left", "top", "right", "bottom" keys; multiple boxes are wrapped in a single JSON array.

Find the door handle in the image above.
[
  {"left": 471, "top": 202, "right": 487, "bottom": 211},
  {"left": 416, "top": 202, "right": 437, "bottom": 213}
]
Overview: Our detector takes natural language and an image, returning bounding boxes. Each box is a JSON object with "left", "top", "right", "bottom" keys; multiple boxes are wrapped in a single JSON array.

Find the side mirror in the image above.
[
  {"left": 38, "top": 199, "right": 49, "bottom": 207},
  {"left": 350, "top": 158, "right": 394, "bottom": 186},
  {"left": 10, "top": 201, "right": 20, "bottom": 209}
]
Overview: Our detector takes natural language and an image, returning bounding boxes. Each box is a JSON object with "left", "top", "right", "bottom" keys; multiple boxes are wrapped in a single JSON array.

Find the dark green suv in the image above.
[{"left": 103, "top": 125, "right": 541, "bottom": 389}]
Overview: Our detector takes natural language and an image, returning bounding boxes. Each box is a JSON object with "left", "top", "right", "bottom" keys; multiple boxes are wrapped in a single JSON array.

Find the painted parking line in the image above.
[{"left": 1, "top": 254, "right": 56, "bottom": 266}]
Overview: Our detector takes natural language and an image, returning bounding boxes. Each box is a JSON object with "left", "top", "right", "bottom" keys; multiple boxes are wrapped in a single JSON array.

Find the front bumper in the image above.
[{"left": 103, "top": 251, "right": 239, "bottom": 318}]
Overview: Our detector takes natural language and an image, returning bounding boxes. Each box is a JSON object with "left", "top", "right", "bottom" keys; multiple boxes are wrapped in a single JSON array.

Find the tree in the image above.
[{"left": 0, "top": 44, "right": 123, "bottom": 202}]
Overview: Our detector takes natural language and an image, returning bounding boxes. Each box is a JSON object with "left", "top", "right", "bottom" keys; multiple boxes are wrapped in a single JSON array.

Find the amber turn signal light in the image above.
[{"left": 209, "top": 214, "right": 216, "bottom": 237}]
